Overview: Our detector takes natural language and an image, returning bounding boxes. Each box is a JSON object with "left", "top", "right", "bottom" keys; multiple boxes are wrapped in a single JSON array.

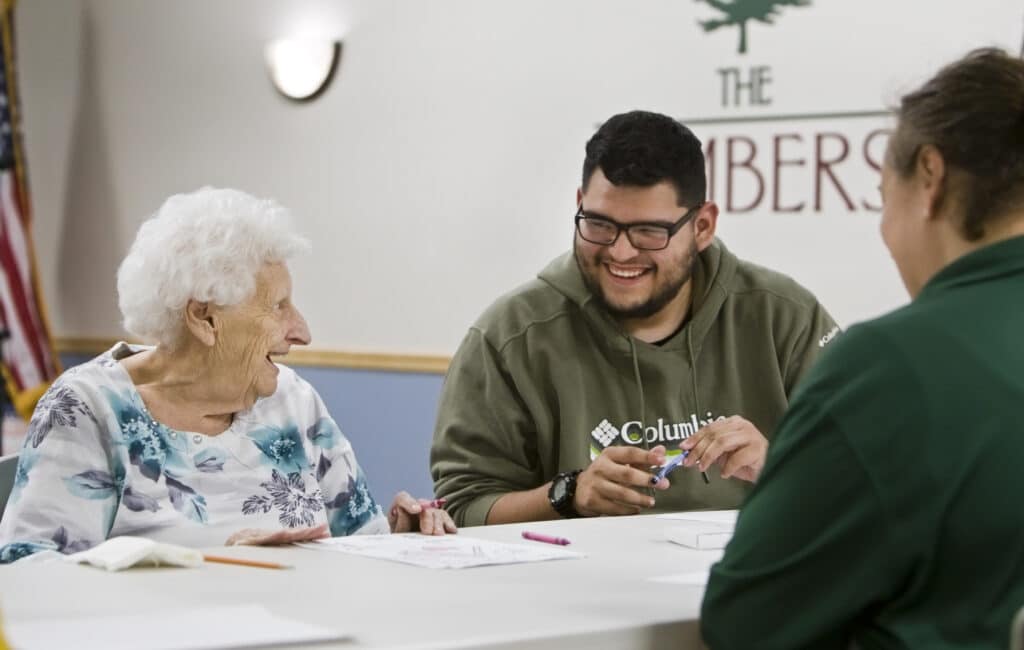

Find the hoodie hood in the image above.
[{"left": 537, "top": 238, "right": 739, "bottom": 354}]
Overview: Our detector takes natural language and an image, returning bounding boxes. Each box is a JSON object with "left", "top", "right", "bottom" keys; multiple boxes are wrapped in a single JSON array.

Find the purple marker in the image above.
[
  {"left": 650, "top": 450, "right": 690, "bottom": 485},
  {"left": 522, "top": 530, "right": 571, "bottom": 546}
]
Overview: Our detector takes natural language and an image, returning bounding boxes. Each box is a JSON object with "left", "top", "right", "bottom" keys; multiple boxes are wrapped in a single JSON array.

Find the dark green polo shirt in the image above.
[{"left": 702, "top": 235, "right": 1024, "bottom": 650}]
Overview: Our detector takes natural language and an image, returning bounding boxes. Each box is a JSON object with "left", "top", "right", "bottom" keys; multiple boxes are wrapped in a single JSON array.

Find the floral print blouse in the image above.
[{"left": 0, "top": 343, "right": 388, "bottom": 563}]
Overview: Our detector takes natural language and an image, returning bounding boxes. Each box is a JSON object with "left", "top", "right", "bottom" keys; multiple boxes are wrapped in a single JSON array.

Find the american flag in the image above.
[{"left": 0, "top": 0, "right": 60, "bottom": 420}]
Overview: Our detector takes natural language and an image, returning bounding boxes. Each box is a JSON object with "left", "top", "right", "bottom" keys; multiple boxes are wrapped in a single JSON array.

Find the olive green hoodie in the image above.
[{"left": 431, "top": 239, "right": 838, "bottom": 526}]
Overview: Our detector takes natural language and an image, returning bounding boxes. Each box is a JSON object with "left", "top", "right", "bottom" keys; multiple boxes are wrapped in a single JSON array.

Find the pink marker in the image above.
[
  {"left": 522, "top": 530, "right": 571, "bottom": 546},
  {"left": 421, "top": 498, "right": 447, "bottom": 509}
]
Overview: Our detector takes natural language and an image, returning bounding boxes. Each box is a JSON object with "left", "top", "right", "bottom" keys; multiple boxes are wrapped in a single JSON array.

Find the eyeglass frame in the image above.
[{"left": 573, "top": 201, "right": 706, "bottom": 251}]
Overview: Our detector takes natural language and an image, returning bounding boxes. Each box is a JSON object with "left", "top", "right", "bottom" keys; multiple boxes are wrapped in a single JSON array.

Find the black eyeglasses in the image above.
[{"left": 574, "top": 202, "right": 704, "bottom": 251}]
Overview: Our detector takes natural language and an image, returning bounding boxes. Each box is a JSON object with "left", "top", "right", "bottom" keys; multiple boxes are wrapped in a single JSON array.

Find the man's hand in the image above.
[
  {"left": 388, "top": 491, "right": 457, "bottom": 536},
  {"left": 574, "top": 445, "right": 669, "bottom": 517},
  {"left": 680, "top": 416, "right": 767, "bottom": 482},
  {"left": 225, "top": 523, "right": 330, "bottom": 546}
]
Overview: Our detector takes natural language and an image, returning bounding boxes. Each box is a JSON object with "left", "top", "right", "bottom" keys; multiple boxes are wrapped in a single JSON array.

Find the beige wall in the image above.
[{"left": 17, "top": 0, "right": 1024, "bottom": 355}]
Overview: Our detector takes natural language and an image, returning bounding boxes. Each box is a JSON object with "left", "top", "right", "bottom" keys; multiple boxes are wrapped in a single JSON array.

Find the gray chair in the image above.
[
  {"left": 0, "top": 452, "right": 18, "bottom": 522},
  {"left": 1012, "top": 605, "right": 1024, "bottom": 650}
]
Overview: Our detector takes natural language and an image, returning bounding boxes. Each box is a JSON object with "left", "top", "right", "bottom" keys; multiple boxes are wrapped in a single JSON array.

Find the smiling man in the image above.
[{"left": 431, "top": 111, "right": 839, "bottom": 526}]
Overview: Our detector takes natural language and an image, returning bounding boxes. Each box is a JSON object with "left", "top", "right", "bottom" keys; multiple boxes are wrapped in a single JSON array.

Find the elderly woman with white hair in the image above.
[{"left": 0, "top": 187, "right": 454, "bottom": 562}]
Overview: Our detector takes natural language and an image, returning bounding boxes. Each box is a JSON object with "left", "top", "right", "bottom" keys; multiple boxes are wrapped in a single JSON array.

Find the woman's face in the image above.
[
  {"left": 216, "top": 262, "right": 310, "bottom": 404},
  {"left": 879, "top": 142, "right": 933, "bottom": 298}
]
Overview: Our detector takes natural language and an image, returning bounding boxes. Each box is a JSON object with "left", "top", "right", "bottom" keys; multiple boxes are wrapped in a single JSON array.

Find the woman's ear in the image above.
[
  {"left": 916, "top": 144, "right": 948, "bottom": 221},
  {"left": 693, "top": 201, "right": 719, "bottom": 252},
  {"left": 183, "top": 300, "right": 217, "bottom": 347}
]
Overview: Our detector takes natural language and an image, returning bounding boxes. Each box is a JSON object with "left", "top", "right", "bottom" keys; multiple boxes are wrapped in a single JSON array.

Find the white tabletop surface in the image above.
[{"left": 0, "top": 513, "right": 723, "bottom": 649}]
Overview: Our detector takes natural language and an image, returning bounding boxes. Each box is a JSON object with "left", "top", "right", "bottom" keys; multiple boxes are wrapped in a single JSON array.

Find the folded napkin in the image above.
[
  {"left": 664, "top": 521, "right": 734, "bottom": 550},
  {"left": 66, "top": 536, "right": 203, "bottom": 571}
]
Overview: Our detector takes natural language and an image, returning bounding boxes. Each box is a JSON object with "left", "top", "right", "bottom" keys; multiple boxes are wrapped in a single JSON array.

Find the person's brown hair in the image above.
[{"left": 889, "top": 48, "right": 1024, "bottom": 241}]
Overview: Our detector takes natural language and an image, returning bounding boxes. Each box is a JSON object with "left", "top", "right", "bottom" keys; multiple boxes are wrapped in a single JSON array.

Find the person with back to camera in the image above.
[{"left": 702, "top": 48, "right": 1024, "bottom": 649}]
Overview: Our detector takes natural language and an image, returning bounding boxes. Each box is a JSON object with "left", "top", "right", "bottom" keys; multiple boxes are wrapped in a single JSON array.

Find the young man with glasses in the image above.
[{"left": 431, "top": 110, "right": 838, "bottom": 526}]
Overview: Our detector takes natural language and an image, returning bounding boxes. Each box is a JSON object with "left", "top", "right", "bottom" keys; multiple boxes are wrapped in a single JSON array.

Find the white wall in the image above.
[{"left": 18, "top": 0, "right": 1024, "bottom": 355}]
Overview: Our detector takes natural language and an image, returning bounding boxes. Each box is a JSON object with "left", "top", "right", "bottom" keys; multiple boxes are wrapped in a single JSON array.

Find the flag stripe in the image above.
[
  {"left": 0, "top": 0, "right": 60, "bottom": 417},
  {"left": 0, "top": 183, "right": 47, "bottom": 384},
  {"left": 0, "top": 264, "right": 36, "bottom": 389},
  {"left": 1, "top": 173, "right": 29, "bottom": 287},
  {"left": 0, "top": 172, "right": 52, "bottom": 374},
  {"left": 0, "top": 200, "right": 43, "bottom": 374},
  {"left": 0, "top": 281, "right": 23, "bottom": 388}
]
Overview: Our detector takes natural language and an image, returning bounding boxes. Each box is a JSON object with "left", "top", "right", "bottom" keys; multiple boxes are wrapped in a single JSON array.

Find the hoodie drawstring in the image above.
[
  {"left": 628, "top": 336, "right": 655, "bottom": 498},
  {"left": 687, "top": 328, "right": 710, "bottom": 484}
]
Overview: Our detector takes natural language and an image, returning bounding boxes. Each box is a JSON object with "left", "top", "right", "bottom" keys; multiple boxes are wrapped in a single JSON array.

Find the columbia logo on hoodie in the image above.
[
  {"left": 589, "top": 413, "right": 725, "bottom": 460},
  {"left": 591, "top": 419, "right": 620, "bottom": 447}
]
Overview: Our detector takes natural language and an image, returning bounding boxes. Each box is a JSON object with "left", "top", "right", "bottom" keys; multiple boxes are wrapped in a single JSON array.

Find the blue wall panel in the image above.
[{"left": 60, "top": 353, "right": 444, "bottom": 510}]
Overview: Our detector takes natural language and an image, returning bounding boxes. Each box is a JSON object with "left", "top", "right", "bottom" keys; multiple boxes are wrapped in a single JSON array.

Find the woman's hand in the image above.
[
  {"left": 225, "top": 523, "right": 329, "bottom": 546},
  {"left": 387, "top": 491, "right": 457, "bottom": 536}
]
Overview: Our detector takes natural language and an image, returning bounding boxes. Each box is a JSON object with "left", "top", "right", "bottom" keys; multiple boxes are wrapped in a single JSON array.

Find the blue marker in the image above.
[{"left": 650, "top": 450, "right": 690, "bottom": 485}]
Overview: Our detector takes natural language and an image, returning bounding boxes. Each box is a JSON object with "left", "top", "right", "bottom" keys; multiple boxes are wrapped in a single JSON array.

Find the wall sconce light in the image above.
[{"left": 264, "top": 38, "right": 342, "bottom": 102}]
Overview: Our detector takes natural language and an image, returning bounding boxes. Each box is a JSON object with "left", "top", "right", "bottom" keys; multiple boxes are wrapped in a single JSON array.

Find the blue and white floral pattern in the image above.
[
  {"left": 9, "top": 446, "right": 39, "bottom": 503},
  {"left": 0, "top": 343, "right": 388, "bottom": 563},
  {"left": 63, "top": 469, "right": 123, "bottom": 500},
  {"left": 0, "top": 541, "right": 54, "bottom": 563},
  {"left": 325, "top": 471, "right": 379, "bottom": 536},
  {"left": 247, "top": 425, "right": 308, "bottom": 474},
  {"left": 51, "top": 526, "right": 92, "bottom": 554},
  {"left": 193, "top": 448, "right": 226, "bottom": 473},
  {"left": 242, "top": 469, "right": 324, "bottom": 527},
  {"left": 306, "top": 417, "right": 340, "bottom": 449},
  {"left": 122, "top": 486, "right": 161, "bottom": 513},
  {"left": 27, "top": 383, "right": 97, "bottom": 448},
  {"left": 103, "top": 387, "right": 189, "bottom": 482}
]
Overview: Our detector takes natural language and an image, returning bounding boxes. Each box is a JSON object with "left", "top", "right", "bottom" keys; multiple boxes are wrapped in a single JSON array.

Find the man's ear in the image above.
[
  {"left": 693, "top": 201, "right": 719, "bottom": 252},
  {"left": 183, "top": 300, "right": 217, "bottom": 347},
  {"left": 916, "top": 145, "right": 947, "bottom": 221},
  {"left": 576, "top": 187, "right": 583, "bottom": 208}
]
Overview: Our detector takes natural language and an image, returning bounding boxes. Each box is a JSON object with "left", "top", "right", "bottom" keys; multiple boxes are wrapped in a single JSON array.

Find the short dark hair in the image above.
[
  {"left": 582, "top": 110, "right": 706, "bottom": 207},
  {"left": 889, "top": 48, "right": 1024, "bottom": 241}
]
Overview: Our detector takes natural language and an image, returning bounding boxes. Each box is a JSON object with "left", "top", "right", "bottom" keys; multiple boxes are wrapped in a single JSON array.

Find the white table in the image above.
[{"left": 0, "top": 513, "right": 722, "bottom": 649}]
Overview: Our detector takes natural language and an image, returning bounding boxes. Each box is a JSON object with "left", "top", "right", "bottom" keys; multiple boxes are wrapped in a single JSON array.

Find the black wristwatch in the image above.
[{"left": 548, "top": 469, "right": 583, "bottom": 518}]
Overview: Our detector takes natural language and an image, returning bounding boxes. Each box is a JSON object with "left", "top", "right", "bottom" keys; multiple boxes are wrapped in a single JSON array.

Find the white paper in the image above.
[
  {"left": 5, "top": 604, "right": 346, "bottom": 650},
  {"left": 664, "top": 522, "right": 734, "bottom": 550},
  {"left": 648, "top": 570, "right": 712, "bottom": 587},
  {"left": 658, "top": 510, "right": 738, "bottom": 550},
  {"left": 657, "top": 509, "right": 739, "bottom": 525},
  {"left": 297, "top": 533, "right": 584, "bottom": 569}
]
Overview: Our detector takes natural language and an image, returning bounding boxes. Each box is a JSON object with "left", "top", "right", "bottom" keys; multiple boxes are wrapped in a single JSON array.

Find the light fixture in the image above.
[{"left": 264, "top": 38, "right": 342, "bottom": 102}]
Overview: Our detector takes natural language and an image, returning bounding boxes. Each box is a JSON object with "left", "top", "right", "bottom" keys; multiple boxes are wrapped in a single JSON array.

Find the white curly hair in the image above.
[{"left": 117, "top": 187, "right": 311, "bottom": 348}]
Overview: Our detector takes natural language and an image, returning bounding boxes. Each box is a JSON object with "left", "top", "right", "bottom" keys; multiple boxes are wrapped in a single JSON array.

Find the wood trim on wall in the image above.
[{"left": 55, "top": 337, "right": 450, "bottom": 375}]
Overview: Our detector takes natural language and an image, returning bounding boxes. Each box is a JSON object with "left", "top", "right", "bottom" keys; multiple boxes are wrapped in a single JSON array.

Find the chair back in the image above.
[{"left": 0, "top": 453, "right": 18, "bottom": 522}]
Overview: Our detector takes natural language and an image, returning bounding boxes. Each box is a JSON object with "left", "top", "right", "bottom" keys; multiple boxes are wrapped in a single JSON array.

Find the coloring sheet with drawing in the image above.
[{"left": 297, "top": 534, "right": 584, "bottom": 569}]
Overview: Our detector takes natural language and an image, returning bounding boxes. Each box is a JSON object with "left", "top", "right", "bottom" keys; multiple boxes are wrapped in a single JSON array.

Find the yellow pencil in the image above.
[{"left": 203, "top": 554, "right": 292, "bottom": 570}]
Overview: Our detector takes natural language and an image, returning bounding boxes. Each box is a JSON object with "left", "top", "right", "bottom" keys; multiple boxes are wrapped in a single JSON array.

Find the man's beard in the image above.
[{"left": 574, "top": 239, "right": 698, "bottom": 321}]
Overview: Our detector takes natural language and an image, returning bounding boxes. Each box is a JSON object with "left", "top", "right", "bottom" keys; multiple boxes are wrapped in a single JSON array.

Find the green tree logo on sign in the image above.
[{"left": 695, "top": 0, "right": 811, "bottom": 54}]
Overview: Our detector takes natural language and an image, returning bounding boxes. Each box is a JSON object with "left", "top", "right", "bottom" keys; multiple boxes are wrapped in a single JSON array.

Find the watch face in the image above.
[{"left": 551, "top": 477, "right": 568, "bottom": 501}]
